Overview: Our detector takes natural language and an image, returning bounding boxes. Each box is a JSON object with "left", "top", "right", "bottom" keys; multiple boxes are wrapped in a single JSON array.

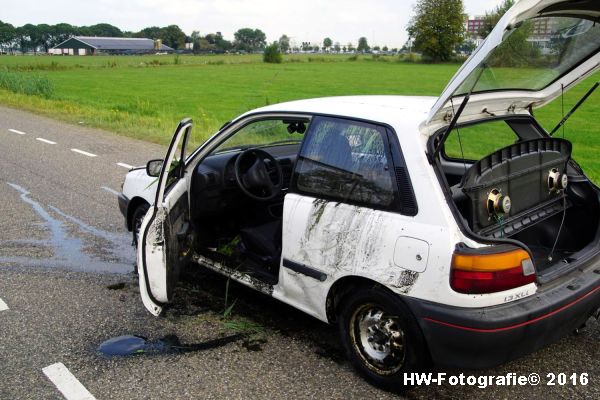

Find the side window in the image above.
[
  {"left": 443, "top": 120, "right": 518, "bottom": 161},
  {"left": 294, "top": 116, "right": 395, "bottom": 207}
]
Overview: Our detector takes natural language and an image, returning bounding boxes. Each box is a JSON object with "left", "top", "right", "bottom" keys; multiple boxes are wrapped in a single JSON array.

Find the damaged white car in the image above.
[{"left": 135, "top": 0, "right": 600, "bottom": 391}]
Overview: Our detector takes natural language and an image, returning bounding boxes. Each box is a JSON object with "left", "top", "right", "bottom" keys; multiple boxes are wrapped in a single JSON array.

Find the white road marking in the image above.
[
  {"left": 36, "top": 138, "right": 57, "bottom": 145},
  {"left": 8, "top": 128, "right": 26, "bottom": 135},
  {"left": 42, "top": 363, "right": 96, "bottom": 400},
  {"left": 116, "top": 162, "right": 134, "bottom": 169},
  {"left": 0, "top": 297, "right": 8, "bottom": 311},
  {"left": 101, "top": 186, "right": 120, "bottom": 196},
  {"left": 71, "top": 148, "right": 97, "bottom": 158}
]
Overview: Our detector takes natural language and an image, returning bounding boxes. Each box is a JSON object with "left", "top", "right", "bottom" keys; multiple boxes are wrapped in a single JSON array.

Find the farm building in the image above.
[{"left": 50, "top": 36, "right": 174, "bottom": 55}]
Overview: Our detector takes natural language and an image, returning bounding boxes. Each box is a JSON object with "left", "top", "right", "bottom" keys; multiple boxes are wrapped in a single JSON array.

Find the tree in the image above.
[
  {"left": 233, "top": 28, "right": 266, "bottom": 52},
  {"left": 382, "top": 45, "right": 388, "bottom": 52},
  {"left": 373, "top": 46, "right": 381, "bottom": 51},
  {"left": 263, "top": 42, "right": 282, "bottom": 63},
  {"left": 357, "top": 37, "right": 369, "bottom": 52},
  {"left": 479, "top": 0, "right": 514, "bottom": 38},
  {"left": 347, "top": 42, "right": 355, "bottom": 52},
  {"left": 135, "top": 26, "right": 162, "bottom": 40},
  {"left": 190, "top": 30, "right": 201, "bottom": 41},
  {"left": 36, "top": 24, "right": 53, "bottom": 52},
  {"left": 81, "top": 23, "right": 123, "bottom": 37},
  {"left": 196, "top": 38, "right": 215, "bottom": 52},
  {"left": 160, "top": 25, "right": 186, "bottom": 49},
  {"left": 334, "top": 42, "right": 341, "bottom": 52},
  {"left": 19, "top": 24, "right": 42, "bottom": 53},
  {"left": 201, "top": 31, "right": 231, "bottom": 52},
  {"left": 407, "top": 0, "right": 465, "bottom": 62},
  {"left": 301, "top": 41, "right": 311, "bottom": 52},
  {"left": 0, "top": 20, "right": 16, "bottom": 52},
  {"left": 278, "top": 34, "right": 290, "bottom": 52},
  {"left": 323, "top": 37, "right": 332, "bottom": 50},
  {"left": 50, "top": 23, "right": 77, "bottom": 47}
]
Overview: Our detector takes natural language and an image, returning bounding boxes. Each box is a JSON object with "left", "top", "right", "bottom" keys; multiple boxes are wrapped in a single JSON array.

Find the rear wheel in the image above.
[
  {"left": 338, "top": 286, "right": 429, "bottom": 392},
  {"left": 131, "top": 203, "right": 150, "bottom": 247}
]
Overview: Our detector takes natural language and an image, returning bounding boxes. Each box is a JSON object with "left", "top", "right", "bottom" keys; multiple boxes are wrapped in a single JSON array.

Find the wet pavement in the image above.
[{"left": 0, "top": 182, "right": 132, "bottom": 273}]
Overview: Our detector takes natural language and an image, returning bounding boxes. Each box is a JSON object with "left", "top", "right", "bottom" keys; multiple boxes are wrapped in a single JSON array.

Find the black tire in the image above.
[
  {"left": 337, "top": 286, "right": 430, "bottom": 393},
  {"left": 131, "top": 203, "right": 150, "bottom": 247}
]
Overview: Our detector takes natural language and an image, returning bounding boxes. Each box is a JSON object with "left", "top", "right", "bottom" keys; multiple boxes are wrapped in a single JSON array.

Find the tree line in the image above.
[
  {"left": 0, "top": 22, "right": 269, "bottom": 54},
  {"left": 0, "top": 21, "right": 186, "bottom": 53},
  {"left": 0, "top": 19, "right": 396, "bottom": 56},
  {"left": 1, "top": 1, "right": 518, "bottom": 60}
]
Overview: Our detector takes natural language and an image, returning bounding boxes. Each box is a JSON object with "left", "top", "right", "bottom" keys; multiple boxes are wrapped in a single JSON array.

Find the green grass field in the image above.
[{"left": 0, "top": 54, "right": 598, "bottom": 181}]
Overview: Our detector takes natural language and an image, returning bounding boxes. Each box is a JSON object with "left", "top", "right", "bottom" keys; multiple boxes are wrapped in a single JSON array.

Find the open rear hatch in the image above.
[
  {"left": 427, "top": 0, "right": 600, "bottom": 130},
  {"left": 426, "top": 0, "right": 600, "bottom": 282}
]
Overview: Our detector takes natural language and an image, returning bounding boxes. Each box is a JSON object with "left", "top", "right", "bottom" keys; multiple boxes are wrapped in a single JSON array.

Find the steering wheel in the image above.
[{"left": 234, "top": 148, "right": 283, "bottom": 201}]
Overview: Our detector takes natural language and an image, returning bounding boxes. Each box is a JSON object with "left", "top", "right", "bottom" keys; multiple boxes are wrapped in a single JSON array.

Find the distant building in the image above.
[
  {"left": 527, "top": 17, "right": 562, "bottom": 54},
  {"left": 50, "top": 36, "right": 174, "bottom": 55},
  {"left": 466, "top": 15, "right": 486, "bottom": 37},
  {"left": 464, "top": 15, "right": 486, "bottom": 49}
]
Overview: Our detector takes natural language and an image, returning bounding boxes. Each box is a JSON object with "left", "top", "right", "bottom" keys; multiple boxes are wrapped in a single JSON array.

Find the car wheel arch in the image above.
[
  {"left": 326, "top": 276, "right": 409, "bottom": 323},
  {"left": 127, "top": 197, "right": 151, "bottom": 231}
]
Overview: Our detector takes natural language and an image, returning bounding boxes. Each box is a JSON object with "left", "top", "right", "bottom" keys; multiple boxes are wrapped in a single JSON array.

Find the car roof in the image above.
[{"left": 246, "top": 95, "right": 437, "bottom": 128}]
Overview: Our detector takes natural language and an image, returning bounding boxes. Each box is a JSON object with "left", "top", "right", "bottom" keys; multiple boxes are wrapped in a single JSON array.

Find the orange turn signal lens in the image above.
[
  {"left": 452, "top": 248, "right": 531, "bottom": 272},
  {"left": 450, "top": 246, "right": 536, "bottom": 294}
]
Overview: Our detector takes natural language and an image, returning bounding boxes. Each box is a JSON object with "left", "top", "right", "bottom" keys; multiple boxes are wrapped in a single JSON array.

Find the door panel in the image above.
[{"left": 138, "top": 119, "right": 193, "bottom": 316}]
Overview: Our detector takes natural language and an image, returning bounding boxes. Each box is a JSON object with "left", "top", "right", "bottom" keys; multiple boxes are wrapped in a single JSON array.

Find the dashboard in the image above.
[{"left": 189, "top": 143, "right": 299, "bottom": 217}]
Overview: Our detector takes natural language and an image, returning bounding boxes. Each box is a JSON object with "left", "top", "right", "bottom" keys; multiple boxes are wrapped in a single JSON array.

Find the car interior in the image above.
[
  {"left": 186, "top": 115, "right": 400, "bottom": 285},
  {"left": 436, "top": 116, "right": 600, "bottom": 276},
  {"left": 187, "top": 119, "right": 304, "bottom": 284}
]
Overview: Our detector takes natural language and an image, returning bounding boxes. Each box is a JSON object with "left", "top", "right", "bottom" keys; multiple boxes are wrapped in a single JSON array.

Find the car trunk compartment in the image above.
[
  {"left": 437, "top": 129, "right": 600, "bottom": 281},
  {"left": 460, "top": 138, "right": 572, "bottom": 233}
]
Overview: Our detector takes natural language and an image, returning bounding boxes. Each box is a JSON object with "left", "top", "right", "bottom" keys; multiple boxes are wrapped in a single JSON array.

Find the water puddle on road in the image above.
[
  {"left": 98, "top": 334, "right": 245, "bottom": 356},
  {"left": 0, "top": 182, "right": 133, "bottom": 273}
]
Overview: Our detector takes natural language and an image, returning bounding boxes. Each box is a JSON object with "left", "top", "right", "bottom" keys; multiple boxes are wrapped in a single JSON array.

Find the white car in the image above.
[{"left": 132, "top": 1, "right": 600, "bottom": 391}]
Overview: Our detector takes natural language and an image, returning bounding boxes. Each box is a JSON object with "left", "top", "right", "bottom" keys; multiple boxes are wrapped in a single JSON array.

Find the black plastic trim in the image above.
[
  {"left": 402, "top": 255, "right": 600, "bottom": 368},
  {"left": 282, "top": 259, "right": 327, "bottom": 282},
  {"left": 117, "top": 193, "right": 129, "bottom": 219}
]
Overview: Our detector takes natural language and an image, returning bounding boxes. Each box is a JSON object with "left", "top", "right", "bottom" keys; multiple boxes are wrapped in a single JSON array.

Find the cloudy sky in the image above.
[{"left": 1, "top": 0, "right": 503, "bottom": 47}]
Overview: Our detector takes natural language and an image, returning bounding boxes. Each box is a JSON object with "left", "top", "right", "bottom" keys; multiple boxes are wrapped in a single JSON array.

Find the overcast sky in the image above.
[{"left": 0, "top": 0, "right": 503, "bottom": 47}]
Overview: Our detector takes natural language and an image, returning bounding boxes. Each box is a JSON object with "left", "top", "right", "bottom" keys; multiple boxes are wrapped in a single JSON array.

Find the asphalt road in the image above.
[{"left": 0, "top": 105, "right": 598, "bottom": 399}]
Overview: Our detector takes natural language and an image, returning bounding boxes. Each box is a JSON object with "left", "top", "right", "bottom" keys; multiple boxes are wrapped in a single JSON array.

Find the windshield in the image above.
[
  {"left": 455, "top": 16, "right": 600, "bottom": 95},
  {"left": 213, "top": 119, "right": 306, "bottom": 154}
]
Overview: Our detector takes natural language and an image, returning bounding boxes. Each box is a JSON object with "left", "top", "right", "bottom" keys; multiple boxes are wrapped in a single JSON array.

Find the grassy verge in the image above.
[
  {"left": 0, "top": 54, "right": 598, "bottom": 181},
  {"left": 0, "top": 55, "right": 457, "bottom": 145}
]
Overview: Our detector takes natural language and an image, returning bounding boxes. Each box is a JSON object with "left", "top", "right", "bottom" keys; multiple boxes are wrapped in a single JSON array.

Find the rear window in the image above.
[
  {"left": 455, "top": 16, "right": 600, "bottom": 95},
  {"left": 444, "top": 120, "right": 518, "bottom": 161}
]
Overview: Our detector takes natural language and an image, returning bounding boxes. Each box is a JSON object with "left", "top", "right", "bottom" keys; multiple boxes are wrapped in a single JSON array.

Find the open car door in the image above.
[{"left": 138, "top": 119, "right": 194, "bottom": 316}]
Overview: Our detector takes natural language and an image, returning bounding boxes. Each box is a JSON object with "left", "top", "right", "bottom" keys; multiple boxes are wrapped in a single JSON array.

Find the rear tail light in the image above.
[{"left": 450, "top": 245, "right": 536, "bottom": 294}]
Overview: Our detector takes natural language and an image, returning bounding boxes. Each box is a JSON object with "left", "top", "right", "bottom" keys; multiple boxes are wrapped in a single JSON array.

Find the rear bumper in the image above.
[{"left": 404, "top": 258, "right": 600, "bottom": 369}]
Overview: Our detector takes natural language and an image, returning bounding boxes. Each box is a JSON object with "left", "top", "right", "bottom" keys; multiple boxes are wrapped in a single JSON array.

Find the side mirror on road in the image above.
[{"left": 146, "top": 159, "right": 163, "bottom": 177}]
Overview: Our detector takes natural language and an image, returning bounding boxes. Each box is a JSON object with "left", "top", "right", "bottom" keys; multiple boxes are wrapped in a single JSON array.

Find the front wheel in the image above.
[
  {"left": 131, "top": 203, "right": 150, "bottom": 247},
  {"left": 338, "top": 286, "right": 429, "bottom": 393}
]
